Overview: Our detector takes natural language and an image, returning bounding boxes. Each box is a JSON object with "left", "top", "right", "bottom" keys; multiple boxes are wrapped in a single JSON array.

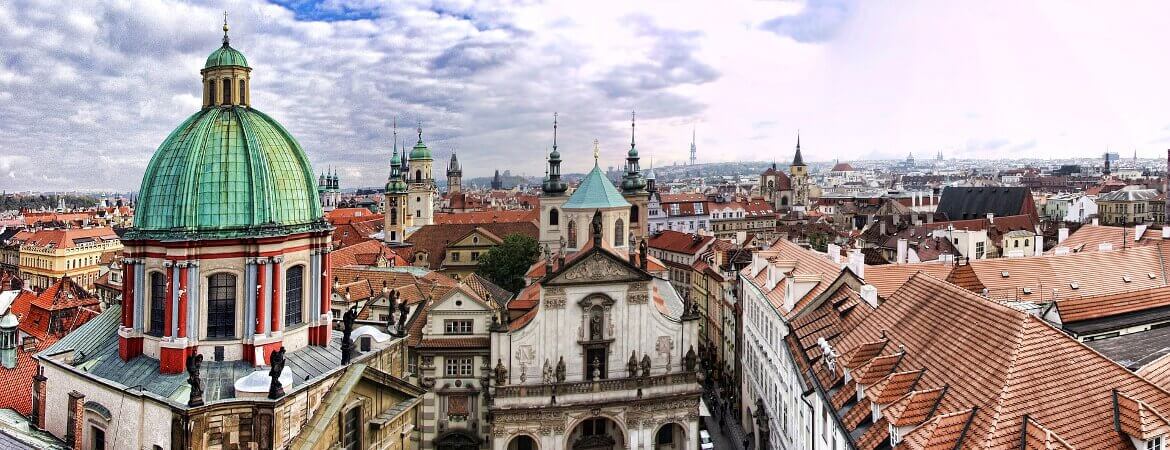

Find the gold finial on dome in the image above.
[
  {"left": 222, "top": 11, "right": 230, "bottom": 45},
  {"left": 593, "top": 139, "right": 600, "bottom": 164}
]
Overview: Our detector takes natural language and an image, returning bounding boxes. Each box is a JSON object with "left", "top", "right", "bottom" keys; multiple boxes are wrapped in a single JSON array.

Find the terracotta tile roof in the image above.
[
  {"left": 958, "top": 245, "right": 1166, "bottom": 302},
  {"left": 865, "top": 370, "right": 923, "bottom": 405},
  {"left": 1114, "top": 390, "right": 1170, "bottom": 440},
  {"left": 331, "top": 219, "right": 384, "bottom": 248},
  {"left": 647, "top": 230, "right": 714, "bottom": 255},
  {"left": 1020, "top": 417, "right": 1075, "bottom": 450},
  {"left": 325, "top": 208, "right": 383, "bottom": 224},
  {"left": 883, "top": 387, "right": 945, "bottom": 427},
  {"left": 1053, "top": 285, "right": 1170, "bottom": 323},
  {"left": 863, "top": 262, "right": 955, "bottom": 299},
  {"left": 460, "top": 273, "right": 513, "bottom": 303},
  {"left": 741, "top": 239, "right": 842, "bottom": 318},
  {"left": 1053, "top": 224, "right": 1162, "bottom": 254},
  {"left": 406, "top": 221, "right": 539, "bottom": 270},
  {"left": 789, "top": 272, "right": 1170, "bottom": 449},
  {"left": 432, "top": 210, "right": 537, "bottom": 225},
  {"left": 28, "top": 276, "right": 99, "bottom": 312},
  {"left": 899, "top": 408, "right": 977, "bottom": 450},
  {"left": 508, "top": 306, "right": 538, "bottom": 331},
  {"left": 659, "top": 193, "right": 706, "bottom": 203},
  {"left": 12, "top": 227, "right": 118, "bottom": 249},
  {"left": 417, "top": 337, "right": 490, "bottom": 349},
  {"left": 840, "top": 339, "right": 888, "bottom": 370},
  {"left": 1137, "top": 353, "right": 1170, "bottom": 392},
  {"left": 852, "top": 352, "right": 903, "bottom": 385},
  {"left": 855, "top": 417, "right": 890, "bottom": 449},
  {"left": 0, "top": 344, "right": 48, "bottom": 415},
  {"left": 329, "top": 240, "right": 409, "bottom": 268}
]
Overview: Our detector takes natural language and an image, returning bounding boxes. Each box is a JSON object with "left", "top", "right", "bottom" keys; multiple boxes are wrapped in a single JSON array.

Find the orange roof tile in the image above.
[
  {"left": 1053, "top": 224, "right": 1162, "bottom": 254},
  {"left": 1053, "top": 285, "right": 1170, "bottom": 323},
  {"left": 960, "top": 245, "right": 1166, "bottom": 302},
  {"left": 863, "top": 262, "right": 955, "bottom": 299},
  {"left": 883, "top": 387, "right": 945, "bottom": 427}
]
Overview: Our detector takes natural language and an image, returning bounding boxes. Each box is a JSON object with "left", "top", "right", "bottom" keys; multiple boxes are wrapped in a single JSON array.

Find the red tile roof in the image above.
[
  {"left": 432, "top": 210, "right": 537, "bottom": 225},
  {"left": 1053, "top": 285, "right": 1170, "bottom": 323},
  {"left": 647, "top": 230, "right": 714, "bottom": 256},
  {"left": 956, "top": 245, "right": 1167, "bottom": 302},
  {"left": 741, "top": 239, "right": 842, "bottom": 318},
  {"left": 406, "top": 222, "right": 539, "bottom": 270},
  {"left": 1053, "top": 224, "right": 1162, "bottom": 254},
  {"left": 863, "top": 262, "right": 955, "bottom": 299},
  {"left": 11, "top": 227, "right": 118, "bottom": 249},
  {"left": 329, "top": 239, "right": 409, "bottom": 268}
]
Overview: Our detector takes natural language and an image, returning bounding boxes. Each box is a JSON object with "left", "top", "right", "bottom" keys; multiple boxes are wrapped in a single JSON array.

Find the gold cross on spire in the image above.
[
  {"left": 222, "top": 11, "right": 230, "bottom": 45},
  {"left": 593, "top": 139, "right": 600, "bottom": 164}
]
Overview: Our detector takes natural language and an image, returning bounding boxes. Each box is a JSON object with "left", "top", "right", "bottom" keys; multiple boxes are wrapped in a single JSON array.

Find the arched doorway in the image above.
[
  {"left": 508, "top": 434, "right": 539, "bottom": 450},
  {"left": 654, "top": 423, "right": 686, "bottom": 450},
  {"left": 568, "top": 416, "right": 625, "bottom": 450},
  {"left": 435, "top": 430, "right": 480, "bottom": 450}
]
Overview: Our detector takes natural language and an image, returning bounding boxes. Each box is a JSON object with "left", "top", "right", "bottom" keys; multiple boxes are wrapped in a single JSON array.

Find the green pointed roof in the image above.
[
  {"left": 205, "top": 44, "right": 249, "bottom": 69},
  {"left": 129, "top": 107, "right": 325, "bottom": 240},
  {"left": 563, "top": 164, "right": 631, "bottom": 210}
]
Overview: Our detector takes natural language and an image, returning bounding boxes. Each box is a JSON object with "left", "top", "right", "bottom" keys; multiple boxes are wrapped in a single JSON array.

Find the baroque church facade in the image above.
[{"left": 489, "top": 124, "right": 703, "bottom": 450}]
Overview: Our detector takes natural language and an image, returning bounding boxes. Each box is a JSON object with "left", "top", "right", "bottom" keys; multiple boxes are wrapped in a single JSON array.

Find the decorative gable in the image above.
[{"left": 545, "top": 252, "right": 649, "bottom": 286}]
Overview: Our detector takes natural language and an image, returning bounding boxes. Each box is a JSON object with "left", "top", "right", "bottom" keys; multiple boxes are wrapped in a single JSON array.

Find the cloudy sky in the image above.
[{"left": 1, "top": 0, "right": 1169, "bottom": 191}]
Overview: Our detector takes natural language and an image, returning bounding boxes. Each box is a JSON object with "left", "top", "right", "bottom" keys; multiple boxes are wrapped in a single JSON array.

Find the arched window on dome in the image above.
[
  {"left": 630, "top": 205, "right": 640, "bottom": 223},
  {"left": 207, "top": 273, "right": 236, "bottom": 339},
  {"left": 207, "top": 79, "right": 216, "bottom": 106},
  {"left": 148, "top": 272, "right": 166, "bottom": 337},
  {"left": 549, "top": 208, "right": 559, "bottom": 226},
  {"left": 239, "top": 80, "right": 246, "bottom": 105},
  {"left": 567, "top": 220, "right": 577, "bottom": 248},
  {"left": 222, "top": 78, "right": 232, "bottom": 105},
  {"left": 614, "top": 219, "right": 625, "bottom": 246},
  {"left": 285, "top": 266, "right": 303, "bottom": 327}
]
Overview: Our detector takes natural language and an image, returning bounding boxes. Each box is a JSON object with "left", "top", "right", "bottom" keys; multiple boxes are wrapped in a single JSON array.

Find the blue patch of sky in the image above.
[{"left": 268, "top": 0, "right": 380, "bottom": 21}]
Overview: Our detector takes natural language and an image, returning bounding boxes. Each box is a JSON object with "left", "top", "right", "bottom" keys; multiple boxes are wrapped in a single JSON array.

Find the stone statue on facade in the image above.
[
  {"left": 555, "top": 356, "right": 567, "bottom": 383},
  {"left": 494, "top": 358, "right": 508, "bottom": 386},
  {"left": 591, "top": 357, "right": 601, "bottom": 380},
  {"left": 543, "top": 359, "right": 554, "bottom": 384},
  {"left": 640, "top": 354, "right": 652, "bottom": 378},
  {"left": 396, "top": 292, "right": 409, "bottom": 336},
  {"left": 186, "top": 353, "right": 204, "bottom": 407},
  {"left": 341, "top": 304, "right": 359, "bottom": 364},
  {"left": 268, "top": 346, "right": 286, "bottom": 399},
  {"left": 638, "top": 238, "right": 649, "bottom": 270},
  {"left": 519, "top": 363, "right": 528, "bottom": 383},
  {"left": 627, "top": 351, "right": 639, "bottom": 378},
  {"left": 684, "top": 345, "right": 698, "bottom": 372}
]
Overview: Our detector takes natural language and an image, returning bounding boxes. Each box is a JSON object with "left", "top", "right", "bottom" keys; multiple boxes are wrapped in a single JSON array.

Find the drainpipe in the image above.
[{"left": 800, "top": 392, "right": 816, "bottom": 450}]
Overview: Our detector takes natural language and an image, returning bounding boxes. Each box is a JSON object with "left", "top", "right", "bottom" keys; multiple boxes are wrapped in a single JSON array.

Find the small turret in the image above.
[{"left": 542, "top": 113, "right": 568, "bottom": 195}]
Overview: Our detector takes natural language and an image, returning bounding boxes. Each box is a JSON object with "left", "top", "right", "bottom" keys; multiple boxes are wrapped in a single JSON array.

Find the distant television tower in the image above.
[{"left": 689, "top": 126, "right": 697, "bottom": 166}]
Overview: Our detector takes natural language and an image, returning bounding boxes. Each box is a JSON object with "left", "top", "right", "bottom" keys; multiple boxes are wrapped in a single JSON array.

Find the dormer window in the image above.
[
  {"left": 1151, "top": 273, "right": 1159, "bottom": 280},
  {"left": 1022, "top": 287, "right": 1032, "bottom": 295},
  {"left": 889, "top": 422, "right": 902, "bottom": 446},
  {"left": 1070, "top": 282, "right": 1079, "bottom": 290},
  {"left": 1148, "top": 436, "right": 1164, "bottom": 450},
  {"left": 1001, "top": 270, "right": 1009, "bottom": 278},
  {"left": 1124, "top": 275, "right": 1133, "bottom": 283}
]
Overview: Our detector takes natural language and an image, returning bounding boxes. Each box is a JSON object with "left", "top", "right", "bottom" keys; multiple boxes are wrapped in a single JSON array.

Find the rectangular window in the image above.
[
  {"left": 445, "top": 357, "right": 474, "bottom": 377},
  {"left": 470, "top": 252, "right": 480, "bottom": 261},
  {"left": 445, "top": 320, "right": 473, "bottom": 335},
  {"left": 1148, "top": 436, "right": 1163, "bottom": 450},
  {"left": 91, "top": 426, "right": 106, "bottom": 450},
  {"left": 451, "top": 252, "right": 460, "bottom": 262},
  {"left": 343, "top": 406, "right": 361, "bottom": 450}
]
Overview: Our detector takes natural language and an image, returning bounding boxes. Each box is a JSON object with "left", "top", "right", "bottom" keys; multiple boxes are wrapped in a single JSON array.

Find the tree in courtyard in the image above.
[{"left": 476, "top": 234, "right": 540, "bottom": 294}]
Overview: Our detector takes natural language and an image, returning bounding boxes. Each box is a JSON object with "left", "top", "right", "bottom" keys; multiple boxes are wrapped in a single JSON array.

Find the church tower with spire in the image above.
[
  {"left": 539, "top": 113, "right": 570, "bottom": 252},
  {"left": 384, "top": 124, "right": 410, "bottom": 244},
  {"left": 407, "top": 124, "right": 436, "bottom": 226},
  {"left": 620, "top": 111, "right": 649, "bottom": 241},
  {"left": 447, "top": 153, "right": 462, "bottom": 194},
  {"left": 790, "top": 133, "right": 810, "bottom": 210}
]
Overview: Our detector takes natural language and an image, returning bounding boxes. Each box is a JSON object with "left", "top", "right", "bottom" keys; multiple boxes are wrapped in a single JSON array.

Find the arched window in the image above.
[
  {"left": 148, "top": 272, "right": 166, "bottom": 337},
  {"left": 768, "top": 180, "right": 774, "bottom": 189},
  {"left": 389, "top": 208, "right": 398, "bottom": 225},
  {"left": 567, "top": 220, "right": 577, "bottom": 248},
  {"left": 239, "top": 79, "right": 246, "bottom": 105},
  {"left": 415, "top": 170, "right": 422, "bottom": 182},
  {"left": 780, "top": 196, "right": 789, "bottom": 206},
  {"left": 630, "top": 205, "right": 639, "bottom": 223},
  {"left": 285, "top": 266, "right": 304, "bottom": 327},
  {"left": 614, "top": 219, "right": 625, "bottom": 246},
  {"left": 207, "top": 273, "right": 236, "bottom": 339},
  {"left": 222, "top": 78, "right": 232, "bottom": 105},
  {"left": 549, "top": 208, "right": 559, "bottom": 226},
  {"left": 207, "top": 79, "right": 216, "bottom": 105}
]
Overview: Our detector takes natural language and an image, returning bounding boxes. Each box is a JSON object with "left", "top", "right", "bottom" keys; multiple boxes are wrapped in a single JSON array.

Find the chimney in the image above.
[
  {"left": 848, "top": 249, "right": 865, "bottom": 279},
  {"left": 1135, "top": 224, "right": 1149, "bottom": 242},
  {"left": 1058, "top": 227, "right": 1069, "bottom": 244},
  {"left": 879, "top": 221, "right": 887, "bottom": 236},
  {"left": 986, "top": 213, "right": 995, "bottom": 223},
  {"left": 860, "top": 284, "right": 879, "bottom": 308},
  {"left": 783, "top": 275, "right": 796, "bottom": 312},
  {"left": 827, "top": 243, "right": 842, "bottom": 264},
  {"left": 1092, "top": 217, "right": 1099, "bottom": 226},
  {"left": 1163, "top": 227, "right": 1170, "bottom": 240},
  {"left": 896, "top": 239, "right": 908, "bottom": 264},
  {"left": 1033, "top": 235, "right": 1043, "bottom": 257}
]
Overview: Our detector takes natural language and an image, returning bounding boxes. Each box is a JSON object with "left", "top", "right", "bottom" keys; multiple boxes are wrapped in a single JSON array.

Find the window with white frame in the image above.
[
  {"left": 445, "top": 357, "right": 474, "bottom": 376},
  {"left": 444, "top": 320, "right": 473, "bottom": 335},
  {"left": 1148, "top": 436, "right": 1164, "bottom": 450}
]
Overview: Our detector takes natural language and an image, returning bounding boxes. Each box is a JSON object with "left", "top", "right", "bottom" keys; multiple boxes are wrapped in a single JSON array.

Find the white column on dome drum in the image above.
[
  {"left": 263, "top": 260, "right": 273, "bottom": 337},
  {"left": 244, "top": 260, "right": 256, "bottom": 338},
  {"left": 134, "top": 262, "right": 145, "bottom": 332},
  {"left": 171, "top": 264, "right": 181, "bottom": 338},
  {"left": 187, "top": 262, "right": 199, "bottom": 342}
]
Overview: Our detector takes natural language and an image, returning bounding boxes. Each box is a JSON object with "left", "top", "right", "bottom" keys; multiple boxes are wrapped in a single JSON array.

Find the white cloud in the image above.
[{"left": 0, "top": 0, "right": 1169, "bottom": 192}]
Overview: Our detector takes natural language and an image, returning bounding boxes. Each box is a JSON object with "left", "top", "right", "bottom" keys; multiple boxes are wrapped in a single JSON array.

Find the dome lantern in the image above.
[{"left": 201, "top": 13, "right": 252, "bottom": 108}]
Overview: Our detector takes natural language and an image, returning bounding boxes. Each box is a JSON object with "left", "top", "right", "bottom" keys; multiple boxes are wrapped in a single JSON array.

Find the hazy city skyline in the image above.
[{"left": 2, "top": 0, "right": 1169, "bottom": 191}]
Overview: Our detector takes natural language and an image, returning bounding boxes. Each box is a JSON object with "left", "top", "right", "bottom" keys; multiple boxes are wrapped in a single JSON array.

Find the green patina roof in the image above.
[
  {"left": 129, "top": 106, "right": 325, "bottom": 239},
  {"left": 205, "top": 44, "right": 249, "bottom": 69},
  {"left": 563, "top": 164, "right": 631, "bottom": 210},
  {"left": 409, "top": 138, "right": 432, "bottom": 160}
]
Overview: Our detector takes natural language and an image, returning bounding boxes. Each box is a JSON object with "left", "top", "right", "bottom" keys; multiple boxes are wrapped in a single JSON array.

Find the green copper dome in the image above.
[
  {"left": 205, "top": 44, "right": 249, "bottom": 69},
  {"left": 409, "top": 139, "right": 431, "bottom": 160},
  {"left": 129, "top": 107, "right": 325, "bottom": 240}
]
